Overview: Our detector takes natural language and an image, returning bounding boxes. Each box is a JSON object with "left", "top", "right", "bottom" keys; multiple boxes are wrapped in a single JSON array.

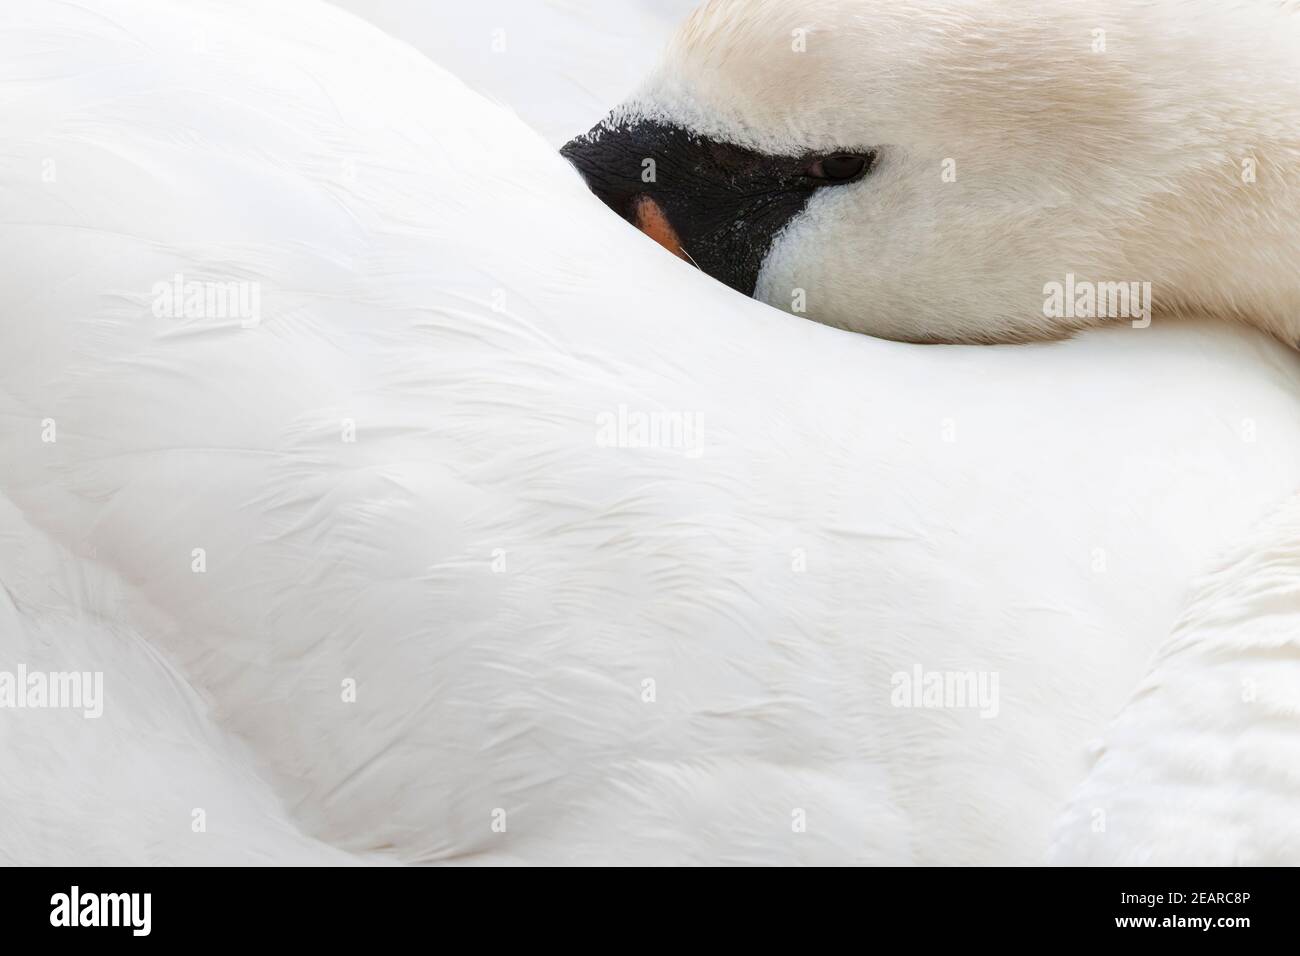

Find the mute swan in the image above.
[
  {"left": 560, "top": 0, "right": 1300, "bottom": 863},
  {"left": 2, "top": 0, "right": 1298, "bottom": 864}
]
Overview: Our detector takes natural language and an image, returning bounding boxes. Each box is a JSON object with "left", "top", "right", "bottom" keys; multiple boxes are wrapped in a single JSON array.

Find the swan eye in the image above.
[{"left": 805, "top": 153, "right": 870, "bottom": 183}]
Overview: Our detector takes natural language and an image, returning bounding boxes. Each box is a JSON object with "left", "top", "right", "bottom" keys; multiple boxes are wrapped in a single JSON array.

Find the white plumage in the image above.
[
  {"left": 1, "top": 0, "right": 1298, "bottom": 864},
  {"left": 1051, "top": 493, "right": 1300, "bottom": 865}
]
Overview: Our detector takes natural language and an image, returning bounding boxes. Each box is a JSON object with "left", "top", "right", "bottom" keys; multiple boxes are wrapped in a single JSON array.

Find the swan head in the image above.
[{"left": 563, "top": 0, "right": 1292, "bottom": 344}]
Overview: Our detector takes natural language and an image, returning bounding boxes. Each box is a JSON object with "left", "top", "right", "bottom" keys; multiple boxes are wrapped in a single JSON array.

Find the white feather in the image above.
[{"left": 1050, "top": 494, "right": 1300, "bottom": 865}]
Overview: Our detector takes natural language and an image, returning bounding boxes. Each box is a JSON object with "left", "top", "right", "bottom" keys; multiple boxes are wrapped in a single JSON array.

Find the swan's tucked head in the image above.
[{"left": 563, "top": 0, "right": 1291, "bottom": 343}]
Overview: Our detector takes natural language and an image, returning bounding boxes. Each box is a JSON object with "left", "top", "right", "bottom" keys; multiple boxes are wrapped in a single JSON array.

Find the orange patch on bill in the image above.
[{"left": 633, "top": 195, "right": 688, "bottom": 261}]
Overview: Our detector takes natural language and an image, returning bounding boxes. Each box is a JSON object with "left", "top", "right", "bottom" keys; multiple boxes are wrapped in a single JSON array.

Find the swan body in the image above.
[{"left": 2, "top": 0, "right": 1299, "bottom": 864}]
